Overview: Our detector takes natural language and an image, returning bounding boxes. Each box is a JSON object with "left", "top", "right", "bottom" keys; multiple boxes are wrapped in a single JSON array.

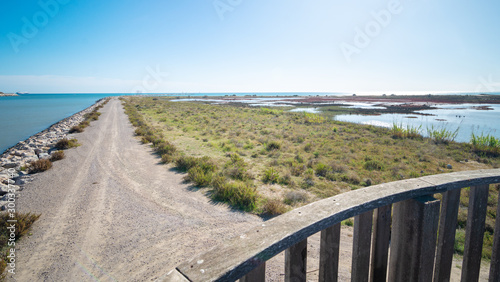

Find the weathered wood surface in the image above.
[
  {"left": 285, "top": 239, "right": 307, "bottom": 282},
  {"left": 434, "top": 189, "right": 461, "bottom": 282},
  {"left": 388, "top": 196, "right": 440, "bottom": 282},
  {"left": 159, "top": 269, "right": 189, "bottom": 282},
  {"left": 239, "top": 262, "right": 265, "bottom": 282},
  {"left": 352, "top": 210, "right": 373, "bottom": 282},
  {"left": 370, "top": 204, "right": 392, "bottom": 282},
  {"left": 171, "top": 169, "right": 500, "bottom": 282},
  {"left": 462, "top": 185, "right": 490, "bottom": 282},
  {"left": 319, "top": 223, "right": 340, "bottom": 282},
  {"left": 490, "top": 188, "right": 500, "bottom": 282}
]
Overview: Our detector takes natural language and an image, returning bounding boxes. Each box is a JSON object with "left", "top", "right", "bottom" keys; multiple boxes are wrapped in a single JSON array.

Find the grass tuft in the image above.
[
  {"left": 212, "top": 176, "right": 257, "bottom": 211},
  {"left": 262, "top": 198, "right": 287, "bottom": 215},
  {"left": 54, "top": 138, "right": 80, "bottom": 149},
  {"left": 68, "top": 125, "right": 84, "bottom": 133},
  {"left": 471, "top": 133, "right": 500, "bottom": 156},
  {"left": 262, "top": 167, "right": 279, "bottom": 183},
  {"left": 49, "top": 150, "right": 65, "bottom": 162},
  {"left": 29, "top": 159, "right": 53, "bottom": 173},
  {"left": 391, "top": 122, "right": 422, "bottom": 139}
]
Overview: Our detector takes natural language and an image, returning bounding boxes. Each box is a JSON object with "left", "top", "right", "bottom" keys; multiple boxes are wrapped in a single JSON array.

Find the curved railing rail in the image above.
[{"left": 162, "top": 168, "right": 500, "bottom": 282}]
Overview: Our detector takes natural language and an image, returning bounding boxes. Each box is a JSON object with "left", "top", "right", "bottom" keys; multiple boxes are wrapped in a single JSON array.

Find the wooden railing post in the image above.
[
  {"left": 352, "top": 210, "right": 373, "bottom": 282},
  {"left": 490, "top": 186, "right": 500, "bottom": 282},
  {"left": 319, "top": 223, "right": 341, "bottom": 282},
  {"left": 285, "top": 238, "right": 307, "bottom": 282},
  {"left": 434, "top": 189, "right": 461, "bottom": 282},
  {"left": 462, "top": 184, "right": 489, "bottom": 282},
  {"left": 240, "top": 262, "right": 265, "bottom": 282},
  {"left": 388, "top": 195, "right": 440, "bottom": 282},
  {"left": 370, "top": 204, "right": 392, "bottom": 282}
]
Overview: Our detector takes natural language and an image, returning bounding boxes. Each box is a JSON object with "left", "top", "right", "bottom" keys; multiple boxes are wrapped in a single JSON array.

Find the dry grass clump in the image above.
[
  {"left": 29, "top": 159, "right": 53, "bottom": 173},
  {"left": 49, "top": 150, "right": 65, "bottom": 161},
  {"left": 262, "top": 198, "right": 288, "bottom": 215},
  {"left": 284, "top": 190, "right": 309, "bottom": 205},
  {"left": 68, "top": 125, "right": 84, "bottom": 133},
  {"left": 54, "top": 138, "right": 79, "bottom": 149},
  {"left": 0, "top": 212, "right": 41, "bottom": 276}
]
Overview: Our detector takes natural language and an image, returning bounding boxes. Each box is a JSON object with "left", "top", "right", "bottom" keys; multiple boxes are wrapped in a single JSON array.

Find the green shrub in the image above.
[
  {"left": 290, "top": 163, "right": 305, "bottom": 176},
  {"left": 262, "top": 167, "right": 279, "bottom": 183},
  {"left": 29, "top": 159, "right": 52, "bottom": 173},
  {"left": 54, "top": 138, "right": 79, "bottom": 149},
  {"left": 186, "top": 166, "right": 213, "bottom": 187},
  {"left": 315, "top": 162, "right": 330, "bottom": 177},
  {"left": 79, "top": 120, "right": 90, "bottom": 128},
  {"left": 68, "top": 125, "right": 83, "bottom": 133},
  {"left": 427, "top": 125, "right": 459, "bottom": 144},
  {"left": 279, "top": 174, "right": 293, "bottom": 186},
  {"left": 211, "top": 177, "right": 257, "bottom": 211},
  {"left": 49, "top": 150, "right": 65, "bottom": 161},
  {"left": 342, "top": 218, "right": 354, "bottom": 226},
  {"left": 155, "top": 141, "right": 177, "bottom": 156},
  {"left": 391, "top": 123, "right": 422, "bottom": 139},
  {"left": 364, "top": 160, "right": 384, "bottom": 171},
  {"left": 175, "top": 156, "right": 198, "bottom": 171},
  {"left": 266, "top": 141, "right": 281, "bottom": 151},
  {"left": 471, "top": 133, "right": 500, "bottom": 156},
  {"left": 161, "top": 154, "right": 175, "bottom": 164},
  {"left": 224, "top": 153, "right": 251, "bottom": 180}
]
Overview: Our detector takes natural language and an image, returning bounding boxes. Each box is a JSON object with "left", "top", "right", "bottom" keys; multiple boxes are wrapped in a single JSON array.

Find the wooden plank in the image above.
[
  {"left": 319, "top": 223, "right": 341, "bottom": 282},
  {"left": 285, "top": 239, "right": 307, "bottom": 282},
  {"left": 352, "top": 210, "right": 373, "bottom": 282},
  {"left": 175, "top": 169, "right": 500, "bottom": 281},
  {"left": 370, "top": 204, "right": 392, "bottom": 282},
  {"left": 388, "top": 195, "right": 440, "bottom": 282},
  {"left": 240, "top": 262, "right": 265, "bottom": 282},
  {"left": 462, "top": 184, "right": 490, "bottom": 282},
  {"left": 434, "top": 189, "right": 461, "bottom": 282},
  {"left": 490, "top": 187, "right": 500, "bottom": 282},
  {"left": 159, "top": 269, "right": 190, "bottom": 282}
]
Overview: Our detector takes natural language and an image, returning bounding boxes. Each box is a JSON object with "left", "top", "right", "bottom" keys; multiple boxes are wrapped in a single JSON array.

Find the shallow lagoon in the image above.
[{"left": 334, "top": 104, "right": 500, "bottom": 143}]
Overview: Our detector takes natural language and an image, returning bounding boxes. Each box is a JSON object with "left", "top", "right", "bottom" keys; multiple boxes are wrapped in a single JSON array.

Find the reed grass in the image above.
[
  {"left": 471, "top": 133, "right": 500, "bottom": 156},
  {"left": 427, "top": 124, "right": 459, "bottom": 144},
  {"left": 391, "top": 122, "right": 422, "bottom": 139}
]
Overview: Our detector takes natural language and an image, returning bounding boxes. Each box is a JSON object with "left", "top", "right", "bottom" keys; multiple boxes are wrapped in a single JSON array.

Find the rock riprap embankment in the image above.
[{"left": 0, "top": 98, "right": 109, "bottom": 209}]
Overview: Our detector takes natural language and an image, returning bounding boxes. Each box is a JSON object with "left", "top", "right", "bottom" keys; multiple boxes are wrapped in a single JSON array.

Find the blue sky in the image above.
[{"left": 1, "top": 0, "right": 499, "bottom": 93}]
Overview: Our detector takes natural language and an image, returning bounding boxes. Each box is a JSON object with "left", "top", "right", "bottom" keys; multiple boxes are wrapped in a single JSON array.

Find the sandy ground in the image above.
[{"left": 7, "top": 98, "right": 491, "bottom": 281}]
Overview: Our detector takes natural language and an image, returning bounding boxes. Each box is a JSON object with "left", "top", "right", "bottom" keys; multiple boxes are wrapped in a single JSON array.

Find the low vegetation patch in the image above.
[
  {"left": 121, "top": 96, "right": 500, "bottom": 256},
  {"left": 427, "top": 125, "right": 459, "bottom": 144},
  {"left": 68, "top": 125, "right": 84, "bottom": 133},
  {"left": 29, "top": 159, "right": 52, "bottom": 173},
  {"left": 0, "top": 212, "right": 41, "bottom": 277},
  {"left": 262, "top": 198, "right": 288, "bottom": 215},
  {"left": 471, "top": 133, "right": 500, "bottom": 156},
  {"left": 49, "top": 150, "right": 65, "bottom": 161},
  {"left": 212, "top": 176, "right": 257, "bottom": 211},
  {"left": 54, "top": 138, "right": 80, "bottom": 150},
  {"left": 391, "top": 123, "right": 422, "bottom": 139}
]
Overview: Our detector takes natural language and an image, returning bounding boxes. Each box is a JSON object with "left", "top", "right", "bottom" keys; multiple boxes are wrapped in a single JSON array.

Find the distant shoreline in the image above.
[{"left": 0, "top": 93, "right": 18, "bottom": 97}]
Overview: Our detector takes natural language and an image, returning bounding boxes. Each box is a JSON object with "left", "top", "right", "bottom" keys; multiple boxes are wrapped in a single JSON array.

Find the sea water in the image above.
[{"left": 0, "top": 94, "right": 128, "bottom": 154}]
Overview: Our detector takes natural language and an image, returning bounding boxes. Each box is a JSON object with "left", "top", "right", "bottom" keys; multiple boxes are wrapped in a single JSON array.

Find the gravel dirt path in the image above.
[{"left": 9, "top": 98, "right": 262, "bottom": 281}]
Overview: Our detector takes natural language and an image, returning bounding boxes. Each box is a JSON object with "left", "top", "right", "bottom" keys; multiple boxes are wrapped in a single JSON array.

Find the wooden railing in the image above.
[{"left": 162, "top": 168, "right": 500, "bottom": 282}]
